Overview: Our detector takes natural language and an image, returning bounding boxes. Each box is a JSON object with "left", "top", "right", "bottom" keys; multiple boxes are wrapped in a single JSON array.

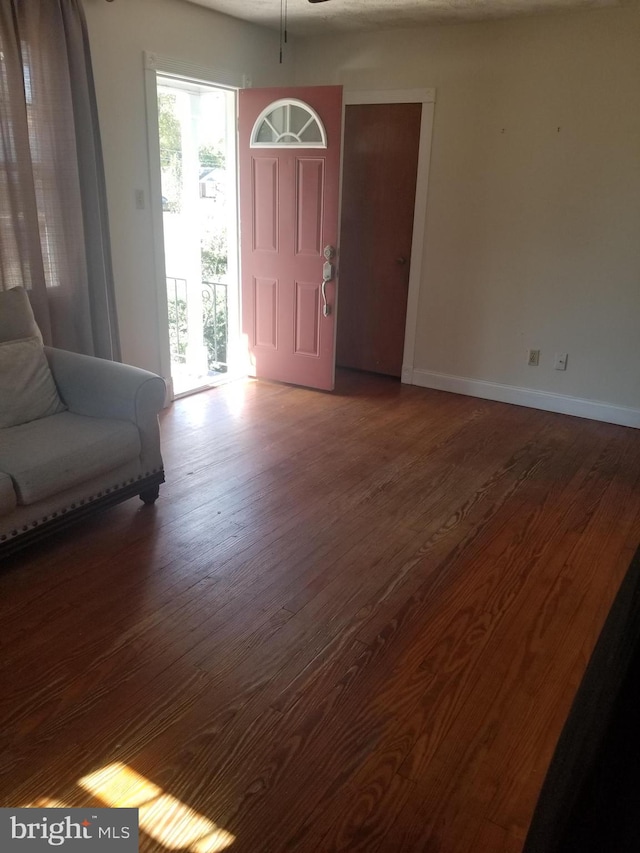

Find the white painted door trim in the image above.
[{"left": 342, "top": 89, "right": 436, "bottom": 385}]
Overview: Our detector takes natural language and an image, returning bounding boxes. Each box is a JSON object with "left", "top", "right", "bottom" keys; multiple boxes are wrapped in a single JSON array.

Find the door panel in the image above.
[
  {"left": 295, "top": 281, "right": 321, "bottom": 356},
  {"left": 252, "top": 159, "right": 278, "bottom": 252},
  {"left": 239, "top": 86, "right": 342, "bottom": 391},
  {"left": 296, "top": 159, "right": 324, "bottom": 255},
  {"left": 254, "top": 277, "right": 278, "bottom": 348},
  {"left": 337, "top": 102, "right": 422, "bottom": 377}
]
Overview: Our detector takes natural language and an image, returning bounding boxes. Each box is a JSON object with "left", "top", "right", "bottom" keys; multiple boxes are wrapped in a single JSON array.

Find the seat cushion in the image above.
[
  {"left": 0, "top": 472, "right": 17, "bottom": 517},
  {"left": 0, "top": 411, "right": 141, "bottom": 505}
]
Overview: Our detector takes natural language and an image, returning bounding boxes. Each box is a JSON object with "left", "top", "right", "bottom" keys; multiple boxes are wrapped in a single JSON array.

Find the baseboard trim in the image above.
[{"left": 410, "top": 369, "right": 640, "bottom": 429}]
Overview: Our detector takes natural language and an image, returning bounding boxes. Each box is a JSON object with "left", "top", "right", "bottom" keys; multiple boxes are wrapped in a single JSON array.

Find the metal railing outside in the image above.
[
  {"left": 202, "top": 279, "right": 228, "bottom": 371},
  {"left": 166, "top": 276, "right": 228, "bottom": 373}
]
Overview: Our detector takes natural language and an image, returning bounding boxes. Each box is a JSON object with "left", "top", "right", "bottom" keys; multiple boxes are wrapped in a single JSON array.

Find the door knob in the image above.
[{"left": 396, "top": 256, "right": 406, "bottom": 265}]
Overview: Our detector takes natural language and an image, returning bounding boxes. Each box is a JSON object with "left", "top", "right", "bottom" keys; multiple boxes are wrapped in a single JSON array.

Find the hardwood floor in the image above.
[{"left": 2, "top": 370, "right": 640, "bottom": 852}]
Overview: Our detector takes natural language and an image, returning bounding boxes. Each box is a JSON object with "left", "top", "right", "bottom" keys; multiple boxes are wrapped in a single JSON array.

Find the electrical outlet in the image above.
[
  {"left": 134, "top": 189, "right": 145, "bottom": 210},
  {"left": 528, "top": 349, "right": 540, "bottom": 367},
  {"left": 554, "top": 352, "right": 568, "bottom": 371}
]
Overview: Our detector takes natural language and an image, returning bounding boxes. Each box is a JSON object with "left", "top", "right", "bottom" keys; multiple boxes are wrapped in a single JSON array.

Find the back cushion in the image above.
[{"left": 0, "top": 336, "right": 66, "bottom": 428}]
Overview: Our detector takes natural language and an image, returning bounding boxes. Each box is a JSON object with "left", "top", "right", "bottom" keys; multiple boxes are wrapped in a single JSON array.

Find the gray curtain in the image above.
[{"left": 0, "top": 0, "right": 120, "bottom": 361}]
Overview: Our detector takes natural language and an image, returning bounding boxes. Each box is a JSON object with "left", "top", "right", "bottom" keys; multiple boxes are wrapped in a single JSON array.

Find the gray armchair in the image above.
[{"left": 0, "top": 288, "right": 166, "bottom": 557}]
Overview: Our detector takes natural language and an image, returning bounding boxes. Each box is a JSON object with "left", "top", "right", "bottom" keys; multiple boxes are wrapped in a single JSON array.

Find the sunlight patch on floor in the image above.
[
  {"left": 25, "top": 798, "right": 75, "bottom": 808},
  {"left": 222, "top": 377, "right": 248, "bottom": 418},
  {"left": 78, "top": 762, "right": 234, "bottom": 852}
]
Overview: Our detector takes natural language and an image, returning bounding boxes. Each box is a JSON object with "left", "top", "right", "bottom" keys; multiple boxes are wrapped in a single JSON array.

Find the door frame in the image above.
[
  {"left": 341, "top": 89, "right": 436, "bottom": 385},
  {"left": 143, "top": 51, "right": 248, "bottom": 400}
]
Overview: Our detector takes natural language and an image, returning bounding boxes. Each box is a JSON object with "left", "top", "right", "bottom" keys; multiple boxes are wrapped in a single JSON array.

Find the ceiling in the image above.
[{"left": 184, "top": 0, "right": 619, "bottom": 37}]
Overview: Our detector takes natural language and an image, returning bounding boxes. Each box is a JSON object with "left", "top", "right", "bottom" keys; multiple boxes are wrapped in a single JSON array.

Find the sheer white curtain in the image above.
[{"left": 0, "top": 0, "right": 120, "bottom": 360}]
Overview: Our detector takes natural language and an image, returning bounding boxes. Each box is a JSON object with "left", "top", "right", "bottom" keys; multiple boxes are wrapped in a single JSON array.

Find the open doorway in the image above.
[{"left": 156, "top": 76, "right": 240, "bottom": 397}]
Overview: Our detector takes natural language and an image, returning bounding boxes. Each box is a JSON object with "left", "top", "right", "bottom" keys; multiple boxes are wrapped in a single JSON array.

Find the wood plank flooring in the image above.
[{"left": 2, "top": 370, "right": 640, "bottom": 852}]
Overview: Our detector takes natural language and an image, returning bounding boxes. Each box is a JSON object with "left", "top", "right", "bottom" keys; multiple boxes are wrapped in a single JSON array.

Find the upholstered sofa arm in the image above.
[{"left": 44, "top": 347, "right": 166, "bottom": 474}]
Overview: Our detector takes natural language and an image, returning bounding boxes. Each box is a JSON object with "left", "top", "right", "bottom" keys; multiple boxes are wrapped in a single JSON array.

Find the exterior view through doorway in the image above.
[{"left": 156, "top": 75, "right": 240, "bottom": 397}]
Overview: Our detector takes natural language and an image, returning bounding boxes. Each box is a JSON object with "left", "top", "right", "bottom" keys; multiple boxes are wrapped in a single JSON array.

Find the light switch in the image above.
[{"left": 554, "top": 352, "right": 568, "bottom": 371}]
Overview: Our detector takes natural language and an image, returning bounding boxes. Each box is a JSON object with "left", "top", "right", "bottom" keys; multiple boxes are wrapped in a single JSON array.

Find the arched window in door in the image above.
[{"left": 250, "top": 99, "right": 327, "bottom": 148}]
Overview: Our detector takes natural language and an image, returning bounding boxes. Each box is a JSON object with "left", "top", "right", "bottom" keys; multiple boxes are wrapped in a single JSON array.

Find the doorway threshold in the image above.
[{"left": 172, "top": 371, "right": 248, "bottom": 400}]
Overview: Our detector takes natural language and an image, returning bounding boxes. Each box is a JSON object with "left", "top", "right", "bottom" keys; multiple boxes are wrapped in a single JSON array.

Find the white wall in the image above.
[
  {"left": 295, "top": 5, "right": 640, "bottom": 415},
  {"left": 82, "top": 0, "right": 292, "bottom": 374}
]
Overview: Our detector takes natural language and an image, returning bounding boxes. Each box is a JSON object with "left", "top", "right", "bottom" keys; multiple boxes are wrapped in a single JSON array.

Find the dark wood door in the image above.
[{"left": 337, "top": 102, "right": 421, "bottom": 377}]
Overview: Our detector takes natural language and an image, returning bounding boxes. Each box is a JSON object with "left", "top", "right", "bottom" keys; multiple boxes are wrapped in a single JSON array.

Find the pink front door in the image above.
[{"left": 239, "top": 86, "right": 343, "bottom": 391}]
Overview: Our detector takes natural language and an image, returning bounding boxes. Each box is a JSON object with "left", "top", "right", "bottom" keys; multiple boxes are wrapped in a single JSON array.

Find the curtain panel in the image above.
[{"left": 0, "top": 0, "right": 120, "bottom": 360}]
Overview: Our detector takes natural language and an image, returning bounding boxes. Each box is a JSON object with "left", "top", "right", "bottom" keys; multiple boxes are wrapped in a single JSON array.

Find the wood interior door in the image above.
[
  {"left": 239, "top": 86, "right": 342, "bottom": 391},
  {"left": 336, "top": 102, "right": 422, "bottom": 377}
]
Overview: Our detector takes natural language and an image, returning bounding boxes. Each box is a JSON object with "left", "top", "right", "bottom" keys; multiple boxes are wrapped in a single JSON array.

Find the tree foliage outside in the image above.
[
  {"left": 199, "top": 145, "right": 226, "bottom": 169},
  {"left": 168, "top": 287, "right": 228, "bottom": 374},
  {"left": 159, "top": 88, "right": 230, "bottom": 374},
  {"left": 157, "top": 94, "right": 227, "bottom": 210},
  {"left": 158, "top": 92, "right": 182, "bottom": 213},
  {"left": 201, "top": 230, "right": 228, "bottom": 370},
  {"left": 202, "top": 284, "right": 228, "bottom": 370},
  {"left": 168, "top": 231, "right": 228, "bottom": 372},
  {"left": 202, "top": 230, "right": 228, "bottom": 280},
  {"left": 167, "top": 288, "right": 187, "bottom": 365}
]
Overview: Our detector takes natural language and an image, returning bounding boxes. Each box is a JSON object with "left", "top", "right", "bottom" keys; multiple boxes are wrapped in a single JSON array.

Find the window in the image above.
[{"left": 250, "top": 98, "right": 326, "bottom": 148}]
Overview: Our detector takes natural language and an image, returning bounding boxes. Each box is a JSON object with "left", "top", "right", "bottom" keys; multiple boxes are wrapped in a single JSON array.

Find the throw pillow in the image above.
[
  {"left": 0, "top": 336, "right": 66, "bottom": 428},
  {"left": 0, "top": 287, "right": 43, "bottom": 344}
]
